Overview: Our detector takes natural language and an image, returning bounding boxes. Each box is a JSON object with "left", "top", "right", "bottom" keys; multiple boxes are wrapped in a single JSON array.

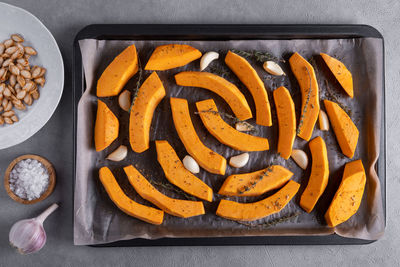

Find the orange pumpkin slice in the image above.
[
  {"left": 218, "top": 165, "right": 293, "bottom": 197},
  {"left": 145, "top": 44, "right": 202, "bottom": 70},
  {"left": 97, "top": 45, "right": 138, "bottom": 97},
  {"left": 324, "top": 100, "right": 359, "bottom": 158},
  {"left": 325, "top": 159, "right": 366, "bottom": 227},
  {"left": 216, "top": 180, "right": 300, "bottom": 221},
  {"left": 170, "top": 97, "right": 226, "bottom": 175},
  {"left": 195, "top": 99, "right": 269, "bottom": 151},
  {"left": 320, "top": 53, "right": 353, "bottom": 98},
  {"left": 155, "top": 140, "right": 213, "bottom": 202},
  {"left": 123, "top": 165, "right": 205, "bottom": 218},
  {"left": 99, "top": 167, "right": 164, "bottom": 225},
  {"left": 225, "top": 51, "right": 272, "bottom": 126},
  {"left": 129, "top": 72, "right": 166, "bottom": 153},
  {"left": 273, "top": 86, "right": 296, "bottom": 159},
  {"left": 289, "top": 52, "right": 320, "bottom": 141},
  {"left": 94, "top": 99, "right": 119, "bottom": 151},
  {"left": 300, "top": 136, "right": 330, "bottom": 213},
  {"left": 175, "top": 71, "right": 252, "bottom": 121}
]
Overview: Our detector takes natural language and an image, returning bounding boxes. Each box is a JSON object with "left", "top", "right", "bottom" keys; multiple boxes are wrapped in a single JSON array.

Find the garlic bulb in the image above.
[
  {"left": 106, "top": 145, "right": 128, "bottom": 161},
  {"left": 319, "top": 110, "right": 330, "bottom": 131},
  {"left": 263, "top": 61, "right": 285, "bottom": 76},
  {"left": 200, "top": 51, "right": 219, "bottom": 71},
  {"left": 9, "top": 203, "right": 58, "bottom": 254},
  {"left": 229, "top": 153, "right": 249, "bottom": 168},
  {"left": 182, "top": 155, "right": 200, "bottom": 174},
  {"left": 118, "top": 90, "right": 131, "bottom": 112},
  {"left": 291, "top": 149, "right": 308, "bottom": 170}
]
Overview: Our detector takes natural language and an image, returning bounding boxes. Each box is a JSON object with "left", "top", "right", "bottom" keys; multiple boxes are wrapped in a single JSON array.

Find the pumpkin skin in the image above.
[
  {"left": 170, "top": 97, "right": 227, "bottom": 175},
  {"left": 289, "top": 52, "right": 320, "bottom": 141},
  {"left": 97, "top": 44, "right": 138, "bottom": 97},
  {"left": 99, "top": 167, "right": 164, "bottom": 225},
  {"left": 94, "top": 99, "right": 119, "bottom": 151},
  {"left": 216, "top": 180, "right": 300, "bottom": 221},
  {"left": 145, "top": 44, "right": 202, "bottom": 70},
  {"left": 155, "top": 140, "right": 213, "bottom": 202},
  {"left": 225, "top": 51, "right": 272, "bottom": 126},
  {"left": 175, "top": 71, "right": 252, "bottom": 121},
  {"left": 325, "top": 160, "right": 366, "bottom": 227},
  {"left": 123, "top": 165, "right": 205, "bottom": 218},
  {"left": 300, "top": 136, "right": 330, "bottom": 213},
  {"left": 129, "top": 72, "right": 166, "bottom": 153}
]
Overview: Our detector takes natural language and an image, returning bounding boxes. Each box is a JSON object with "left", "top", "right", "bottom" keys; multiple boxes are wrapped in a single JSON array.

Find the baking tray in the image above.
[{"left": 73, "top": 24, "right": 386, "bottom": 246}]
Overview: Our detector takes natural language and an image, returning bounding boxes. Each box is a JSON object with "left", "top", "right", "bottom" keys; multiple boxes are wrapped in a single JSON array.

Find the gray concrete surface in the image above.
[{"left": 0, "top": 0, "right": 398, "bottom": 266}]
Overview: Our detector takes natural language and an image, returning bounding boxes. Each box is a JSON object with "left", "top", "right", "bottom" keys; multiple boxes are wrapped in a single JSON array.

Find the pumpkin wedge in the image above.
[
  {"left": 225, "top": 51, "right": 272, "bottom": 126},
  {"left": 289, "top": 52, "right": 320, "bottom": 141},
  {"left": 175, "top": 71, "right": 252, "bottom": 121},
  {"left": 97, "top": 45, "right": 138, "bottom": 97},
  {"left": 216, "top": 180, "right": 300, "bottom": 221},
  {"left": 170, "top": 97, "right": 226, "bottom": 175},
  {"left": 94, "top": 99, "right": 119, "bottom": 151},
  {"left": 324, "top": 100, "right": 359, "bottom": 158},
  {"left": 99, "top": 167, "right": 164, "bottom": 225},
  {"left": 196, "top": 99, "right": 269, "bottom": 151},
  {"left": 300, "top": 136, "right": 329, "bottom": 213},
  {"left": 218, "top": 165, "right": 293, "bottom": 197},
  {"left": 320, "top": 53, "right": 353, "bottom": 98},
  {"left": 145, "top": 44, "right": 202, "bottom": 71},
  {"left": 123, "top": 165, "right": 205, "bottom": 218},
  {"left": 129, "top": 72, "right": 166, "bottom": 153},
  {"left": 273, "top": 86, "right": 296, "bottom": 159},
  {"left": 155, "top": 140, "right": 213, "bottom": 202},
  {"left": 325, "top": 159, "right": 366, "bottom": 227}
]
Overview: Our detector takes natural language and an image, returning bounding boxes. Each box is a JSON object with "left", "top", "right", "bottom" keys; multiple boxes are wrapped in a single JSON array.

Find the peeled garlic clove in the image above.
[
  {"left": 200, "top": 51, "right": 219, "bottom": 71},
  {"left": 291, "top": 149, "right": 308, "bottom": 170},
  {"left": 235, "top": 122, "right": 253, "bottom": 132},
  {"left": 106, "top": 145, "right": 128, "bottom": 161},
  {"left": 263, "top": 61, "right": 285, "bottom": 76},
  {"left": 319, "top": 110, "right": 329, "bottom": 131},
  {"left": 118, "top": 90, "right": 131, "bottom": 112},
  {"left": 229, "top": 153, "right": 249, "bottom": 168},
  {"left": 182, "top": 155, "right": 200, "bottom": 174}
]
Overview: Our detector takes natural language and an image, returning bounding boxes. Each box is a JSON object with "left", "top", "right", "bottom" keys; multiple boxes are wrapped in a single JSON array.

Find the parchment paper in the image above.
[{"left": 74, "top": 38, "right": 384, "bottom": 245}]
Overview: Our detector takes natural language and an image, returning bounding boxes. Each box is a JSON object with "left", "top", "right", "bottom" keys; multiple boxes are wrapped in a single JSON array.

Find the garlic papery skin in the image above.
[
  {"left": 319, "top": 110, "right": 330, "bottom": 131},
  {"left": 200, "top": 51, "right": 219, "bottom": 71},
  {"left": 263, "top": 61, "right": 285, "bottom": 76},
  {"left": 9, "top": 203, "right": 58, "bottom": 254},
  {"left": 291, "top": 149, "right": 309, "bottom": 170},
  {"left": 106, "top": 145, "right": 128, "bottom": 161},
  {"left": 182, "top": 155, "right": 200, "bottom": 174}
]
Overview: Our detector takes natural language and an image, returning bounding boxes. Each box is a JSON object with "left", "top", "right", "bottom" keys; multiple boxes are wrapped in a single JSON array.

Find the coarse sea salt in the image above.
[{"left": 9, "top": 159, "right": 49, "bottom": 201}]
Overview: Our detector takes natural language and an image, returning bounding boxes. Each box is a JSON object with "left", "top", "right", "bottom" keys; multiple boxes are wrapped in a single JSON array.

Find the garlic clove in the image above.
[
  {"left": 182, "top": 155, "right": 200, "bottom": 174},
  {"left": 106, "top": 145, "right": 128, "bottom": 162},
  {"left": 200, "top": 51, "right": 219, "bottom": 71},
  {"left": 263, "top": 61, "right": 285, "bottom": 76},
  {"left": 229, "top": 153, "right": 249, "bottom": 168},
  {"left": 291, "top": 149, "right": 308, "bottom": 170},
  {"left": 235, "top": 122, "right": 253, "bottom": 132},
  {"left": 118, "top": 90, "right": 131, "bottom": 112},
  {"left": 319, "top": 110, "right": 330, "bottom": 131}
]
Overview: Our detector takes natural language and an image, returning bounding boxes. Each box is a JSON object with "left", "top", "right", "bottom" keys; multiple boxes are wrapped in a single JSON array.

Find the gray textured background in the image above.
[{"left": 0, "top": 0, "right": 398, "bottom": 266}]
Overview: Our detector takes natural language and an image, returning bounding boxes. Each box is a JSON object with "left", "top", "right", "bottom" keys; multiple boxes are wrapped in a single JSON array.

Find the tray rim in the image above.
[{"left": 72, "top": 24, "right": 386, "bottom": 246}]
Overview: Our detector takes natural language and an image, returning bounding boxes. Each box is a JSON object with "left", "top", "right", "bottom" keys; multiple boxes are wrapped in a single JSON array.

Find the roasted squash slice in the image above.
[
  {"left": 216, "top": 180, "right": 300, "bottom": 221},
  {"left": 300, "top": 136, "right": 330, "bottom": 213},
  {"left": 175, "top": 71, "right": 252, "bottom": 121},
  {"left": 145, "top": 44, "right": 202, "bottom": 71},
  {"left": 155, "top": 140, "right": 213, "bottom": 202},
  {"left": 99, "top": 167, "right": 164, "bottom": 225},
  {"left": 324, "top": 100, "right": 359, "bottom": 158},
  {"left": 123, "top": 165, "right": 205, "bottom": 218},
  {"left": 325, "top": 159, "right": 366, "bottom": 227},
  {"left": 320, "top": 53, "right": 353, "bottom": 98},
  {"left": 289, "top": 52, "right": 320, "bottom": 141},
  {"left": 97, "top": 45, "right": 138, "bottom": 97},
  {"left": 170, "top": 97, "right": 226, "bottom": 175},
  {"left": 225, "top": 51, "right": 272, "bottom": 126},
  {"left": 196, "top": 99, "right": 269, "bottom": 151},
  {"left": 273, "top": 86, "right": 296, "bottom": 159},
  {"left": 129, "top": 72, "right": 166, "bottom": 153},
  {"left": 94, "top": 99, "right": 119, "bottom": 151},
  {"left": 218, "top": 165, "right": 293, "bottom": 197}
]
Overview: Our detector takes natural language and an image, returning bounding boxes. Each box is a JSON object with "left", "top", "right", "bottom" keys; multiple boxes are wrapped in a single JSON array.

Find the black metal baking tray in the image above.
[{"left": 73, "top": 24, "right": 386, "bottom": 246}]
